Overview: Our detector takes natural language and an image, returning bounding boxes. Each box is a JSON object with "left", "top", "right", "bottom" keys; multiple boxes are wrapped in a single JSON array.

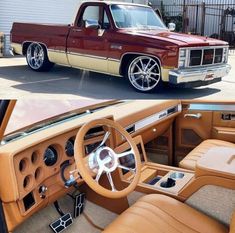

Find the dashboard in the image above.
[{"left": 0, "top": 100, "right": 181, "bottom": 231}]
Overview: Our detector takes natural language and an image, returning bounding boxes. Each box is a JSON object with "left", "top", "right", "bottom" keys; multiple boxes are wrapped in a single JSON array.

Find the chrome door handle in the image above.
[
  {"left": 184, "top": 113, "right": 202, "bottom": 119},
  {"left": 72, "top": 28, "right": 82, "bottom": 32}
]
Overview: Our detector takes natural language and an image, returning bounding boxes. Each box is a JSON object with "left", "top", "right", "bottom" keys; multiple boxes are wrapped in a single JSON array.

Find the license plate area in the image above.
[{"left": 205, "top": 72, "right": 215, "bottom": 81}]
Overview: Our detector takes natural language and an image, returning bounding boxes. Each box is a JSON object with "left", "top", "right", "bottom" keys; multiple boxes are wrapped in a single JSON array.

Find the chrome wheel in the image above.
[
  {"left": 26, "top": 43, "right": 45, "bottom": 70},
  {"left": 128, "top": 56, "right": 161, "bottom": 92}
]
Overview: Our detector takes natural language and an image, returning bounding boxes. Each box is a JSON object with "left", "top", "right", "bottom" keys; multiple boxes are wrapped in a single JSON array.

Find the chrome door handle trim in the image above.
[
  {"left": 184, "top": 113, "right": 202, "bottom": 119},
  {"left": 73, "top": 29, "right": 82, "bottom": 32}
]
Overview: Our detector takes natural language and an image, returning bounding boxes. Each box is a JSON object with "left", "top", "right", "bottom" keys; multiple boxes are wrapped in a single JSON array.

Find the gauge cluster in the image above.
[
  {"left": 13, "top": 124, "right": 107, "bottom": 207},
  {"left": 44, "top": 146, "right": 58, "bottom": 166}
]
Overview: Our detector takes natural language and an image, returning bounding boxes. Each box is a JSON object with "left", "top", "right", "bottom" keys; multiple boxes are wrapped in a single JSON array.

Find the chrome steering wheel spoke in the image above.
[
  {"left": 95, "top": 167, "right": 104, "bottom": 183},
  {"left": 117, "top": 149, "right": 134, "bottom": 158},
  {"left": 118, "top": 164, "right": 136, "bottom": 173},
  {"left": 107, "top": 172, "right": 116, "bottom": 191}
]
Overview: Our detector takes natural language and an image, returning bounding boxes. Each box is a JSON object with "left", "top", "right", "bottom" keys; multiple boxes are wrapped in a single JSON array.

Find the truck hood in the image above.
[{"left": 123, "top": 29, "right": 228, "bottom": 47}]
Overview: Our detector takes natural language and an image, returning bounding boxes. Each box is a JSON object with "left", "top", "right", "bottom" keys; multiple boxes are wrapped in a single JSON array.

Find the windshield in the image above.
[
  {"left": 4, "top": 99, "right": 116, "bottom": 137},
  {"left": 110, "top": 4, "right": 166, "bottom": 30}
]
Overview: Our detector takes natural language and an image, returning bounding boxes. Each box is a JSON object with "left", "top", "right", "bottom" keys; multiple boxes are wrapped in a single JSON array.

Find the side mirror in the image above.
[
  {"left": 85, "top": 19, "right": 100, "bottom": 29},
  {"left": 168, "top": 23, "right": 176, "bottom": 32}
]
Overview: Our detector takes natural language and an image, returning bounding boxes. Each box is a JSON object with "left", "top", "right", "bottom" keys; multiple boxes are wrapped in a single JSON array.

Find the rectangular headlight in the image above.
[
  {"left": 179, "top": 60, "right": 185, "bottom": 68},
  {"left": 179, "top": 49, "right": 186, "bottom": 57},
  {"left": 178, "top": 48, "right": 187, "bottom": 68}
]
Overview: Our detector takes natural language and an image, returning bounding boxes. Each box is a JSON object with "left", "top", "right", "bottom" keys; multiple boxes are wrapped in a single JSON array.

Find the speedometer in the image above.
[{"left": 44, "top": 146, "right": 58, "bottom": 166}]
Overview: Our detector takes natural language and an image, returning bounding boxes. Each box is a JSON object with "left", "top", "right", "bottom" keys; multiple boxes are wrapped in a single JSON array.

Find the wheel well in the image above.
[
  {"left": 22, "top": 42, "right": 47, "bottom": 55},
  {"left": 120, "top": 53, "right": 161, "bottom": 76},
  {"left": 22, "top": 42, "right": 31, "bottom": 55}
]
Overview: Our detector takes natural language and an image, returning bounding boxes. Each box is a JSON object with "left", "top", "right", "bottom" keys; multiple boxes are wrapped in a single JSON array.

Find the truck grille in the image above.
[{"left": 189, "top": 47, "right": 224, "bottom": 67}]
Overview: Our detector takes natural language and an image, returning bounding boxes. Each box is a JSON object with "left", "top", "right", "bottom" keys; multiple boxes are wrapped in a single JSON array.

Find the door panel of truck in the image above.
[
  {"left": 67, "top": 5, "right": 110, "bottom": 73},
  {"left": 175, "top": 101, "right": 235, "bottom": 156}
]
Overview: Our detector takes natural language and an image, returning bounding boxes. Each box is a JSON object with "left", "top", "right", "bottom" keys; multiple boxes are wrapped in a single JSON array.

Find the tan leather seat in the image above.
[
  {"left": 179, "top": 139, "right": 235, "bottom": 170},
  {"left": 103, "top": 194, "right": 229, "bottom": 233}
]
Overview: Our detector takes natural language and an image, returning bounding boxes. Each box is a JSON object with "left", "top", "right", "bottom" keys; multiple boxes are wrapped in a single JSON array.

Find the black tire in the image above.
[
  {"left": 125, "top": 55, "right": 162, "bottom": 93},
  {"left": 26, "top": 43, "right": 54, "bottom": 72}
]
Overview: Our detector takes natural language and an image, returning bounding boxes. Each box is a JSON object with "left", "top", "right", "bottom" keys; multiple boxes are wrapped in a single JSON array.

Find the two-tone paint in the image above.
[{"left": 11, "top": 1, "right": 230, "bottom": 83}]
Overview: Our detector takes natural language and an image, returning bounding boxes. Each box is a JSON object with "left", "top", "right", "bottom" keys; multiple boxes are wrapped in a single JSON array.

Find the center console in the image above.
[
  {"left": 116, "top": 136, "right": 194, "bottom": 198},
  {"left": 141, "top": 168, "right": 194, "bottom": 195}
]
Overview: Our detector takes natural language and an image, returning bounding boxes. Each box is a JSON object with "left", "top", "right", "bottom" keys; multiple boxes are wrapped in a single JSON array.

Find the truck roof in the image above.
[{"left": 81, "top": 1, "right": 150, "bottom": 8}]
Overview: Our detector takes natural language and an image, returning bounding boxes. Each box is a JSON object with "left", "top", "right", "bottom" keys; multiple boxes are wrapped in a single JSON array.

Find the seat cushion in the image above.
[
  {"left": 179, "top": 139, "right": 235, "bottom": 170},
  {"left": 103, "top": 194, "right": 228, "bottom": 233}
]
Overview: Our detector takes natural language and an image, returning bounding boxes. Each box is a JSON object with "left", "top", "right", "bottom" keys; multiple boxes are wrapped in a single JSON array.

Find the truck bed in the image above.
[{"left": 11, "top": 22, "right": 71, "bottom": 52}]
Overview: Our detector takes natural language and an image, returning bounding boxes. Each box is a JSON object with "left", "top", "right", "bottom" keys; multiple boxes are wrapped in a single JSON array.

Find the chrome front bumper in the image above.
[{"left": 169, "top": 64, "right": 231, "bottom": 86}]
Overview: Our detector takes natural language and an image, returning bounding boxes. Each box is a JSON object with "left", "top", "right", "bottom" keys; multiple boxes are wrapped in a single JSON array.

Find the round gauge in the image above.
[
  {"left": 65, "top": 139, "right": 74, "bottom": 157},
  {"left": 44, "top": 146, "right": 58, "bottom": 166}
]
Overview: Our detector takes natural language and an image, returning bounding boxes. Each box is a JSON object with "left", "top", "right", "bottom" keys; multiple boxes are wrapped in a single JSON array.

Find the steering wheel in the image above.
[{"left": 74, "top": 118, "right": 141, "bottom": 199}]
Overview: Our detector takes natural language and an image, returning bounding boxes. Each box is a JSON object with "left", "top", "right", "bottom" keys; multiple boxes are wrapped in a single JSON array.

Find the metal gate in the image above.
[{"left": 153, "top": 1, "right": 235, "bottom": 48}]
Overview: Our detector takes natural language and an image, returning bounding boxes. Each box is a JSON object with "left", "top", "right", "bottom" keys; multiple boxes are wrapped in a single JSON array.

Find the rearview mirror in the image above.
[
  {"left": 85, "top": 19, "right": 100, "bottom": 29},
  {"left": 168, "top": 23, "right": 176, "bottom": 32}
]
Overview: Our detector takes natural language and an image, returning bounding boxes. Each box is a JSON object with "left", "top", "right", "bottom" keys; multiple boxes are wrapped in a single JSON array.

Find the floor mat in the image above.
[{"left": 14, "top": 195, "right": 117, "bottom": 233}]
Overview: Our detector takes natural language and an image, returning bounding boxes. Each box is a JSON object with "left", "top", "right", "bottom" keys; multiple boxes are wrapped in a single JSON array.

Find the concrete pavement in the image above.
[{"left": 0, "top": 55, "right": 234, "bottom": 100}]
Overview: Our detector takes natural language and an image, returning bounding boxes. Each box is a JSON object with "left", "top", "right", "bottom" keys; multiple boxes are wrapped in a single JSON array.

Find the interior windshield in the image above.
[
  {"left": 110, "top": 4, "right": 167, "bottom": 29},
  {"left": 4, "top": 100, "right": 116, "bottom": 137}
]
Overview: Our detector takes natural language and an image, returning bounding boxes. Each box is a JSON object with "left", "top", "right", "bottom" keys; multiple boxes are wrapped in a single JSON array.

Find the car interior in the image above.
[{"left": 0, "top": 100, "right": 234, "bottom": 233}]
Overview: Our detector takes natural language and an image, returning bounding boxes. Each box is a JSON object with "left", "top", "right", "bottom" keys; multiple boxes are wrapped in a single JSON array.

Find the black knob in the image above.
[{"left": 160, "top": 178, "right": 176, "bottom": 188}]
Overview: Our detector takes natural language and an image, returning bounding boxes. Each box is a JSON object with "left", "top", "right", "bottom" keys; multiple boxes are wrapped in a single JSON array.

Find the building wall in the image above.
[
  {"left": 0, "top": 0, "right": 146, "bottom": 55},
  {"left": 0, "top": 0, "right": 82, "bottom": 55}
]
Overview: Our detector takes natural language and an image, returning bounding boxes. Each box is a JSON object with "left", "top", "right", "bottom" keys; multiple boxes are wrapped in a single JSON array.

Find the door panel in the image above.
[
  {"left": 176, "top": 102, "right": 235, "bottom": 154},
  {"left": 212, "top": 111, "right": 235, "bottom": 143},
  {"left": 176, "top": 109, "right": 213, "bottom": 149}
]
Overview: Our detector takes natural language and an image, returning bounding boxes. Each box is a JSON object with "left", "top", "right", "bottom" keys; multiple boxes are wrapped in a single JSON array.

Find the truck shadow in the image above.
[{"left": 0, "top": 64, "right": 221, "bottom": 99}]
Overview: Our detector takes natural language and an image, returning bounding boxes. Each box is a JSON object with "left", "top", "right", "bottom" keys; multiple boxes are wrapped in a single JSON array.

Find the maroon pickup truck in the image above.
[{"left": 11, "top": 1, "right": 231, "bottom": 92}]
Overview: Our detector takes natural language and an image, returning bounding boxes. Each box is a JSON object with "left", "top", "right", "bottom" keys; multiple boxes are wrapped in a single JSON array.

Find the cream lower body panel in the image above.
[
  {"left": 161, "top": 67, "right": 172, "bottom": 82},
  {"left": 11, "top": 45, "right": 122, "bottom": 77},
  {"left": 11, "top": 43, "right": 23, "bottom": 55},
  {"left": 68, "top": 53, "right": 121, "bottom": 77},
  {"left": 47, "top": 50, "right": 70, "bottom": 66}
]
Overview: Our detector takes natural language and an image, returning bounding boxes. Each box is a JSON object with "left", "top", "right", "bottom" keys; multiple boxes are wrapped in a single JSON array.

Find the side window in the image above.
[
  {"left": 81, "top": 6, "right": 100, "bottom": 27},
  {"left": 103, "top": 10, "right": 110, "bottom": 29}
]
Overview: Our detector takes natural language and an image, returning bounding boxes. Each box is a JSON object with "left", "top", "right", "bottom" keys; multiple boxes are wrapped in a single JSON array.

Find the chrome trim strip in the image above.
[
  {"left": 67, "top": 51, "right": 107, "bottom": 60},
  {"left": 126, "top": 104, "right": 181, "bottom": 133},
  {"left": 48, "top": 49, "right": 65, "bottom": 54},
  {"left": 108, "top": 58, "right": 120, "bottom": 62},
  {"left": 188, "top": 104, "right": 235, "bottom": 111},
  {"left": 182, "top": 45, "right": 229, "bottom": 50},
  {"left": 48, "top": 49, "right": 121, "bottom": 63}
]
